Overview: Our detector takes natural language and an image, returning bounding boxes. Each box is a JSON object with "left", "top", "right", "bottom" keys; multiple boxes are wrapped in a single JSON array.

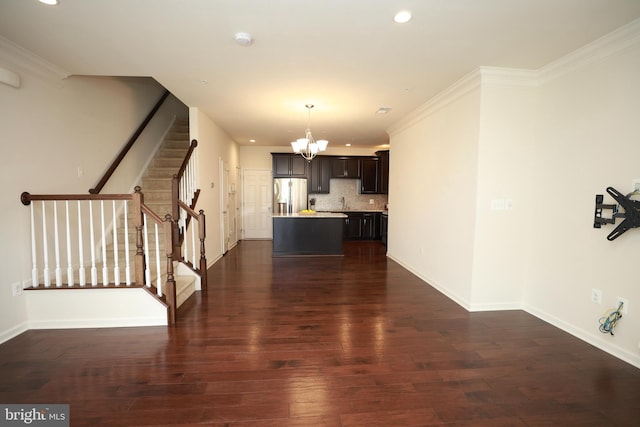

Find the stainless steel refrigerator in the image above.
[{"left": 273, "top": 178, "right": 307, "bottom": 214}]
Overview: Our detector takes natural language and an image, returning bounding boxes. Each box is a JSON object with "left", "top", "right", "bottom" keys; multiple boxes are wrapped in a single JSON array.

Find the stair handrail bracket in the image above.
[{"left": 20, "top": 186, "right": 178, "bottom": 324}]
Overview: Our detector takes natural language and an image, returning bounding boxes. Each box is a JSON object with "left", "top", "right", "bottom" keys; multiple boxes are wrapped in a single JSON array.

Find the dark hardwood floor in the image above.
[{"left": 1, "top": 240, "right": 639, "bottom": 426}]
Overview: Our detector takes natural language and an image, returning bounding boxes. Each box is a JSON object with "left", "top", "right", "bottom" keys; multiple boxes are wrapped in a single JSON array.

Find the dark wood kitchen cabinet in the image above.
[
  {"left": 360, "top": 157, "right": 380, "bottom": 194},
  {"left": 331, "top": 157, "right": 361, "bottom": 178},
  {"left": 376, "top": 150, "right": 389, "bottom": 194},
  {"left": 361, "top": 151, "right": 389, "bottom": 194},
  {"left": 343, "top": 211, "right": 382, "bottom": 240},
  {"left": 308, "top": 156, "right": 331, "bottom": 194},
  {"left": 362, "top": 212, "right": 382, "bottom": 240},
  {"left": 272, "top": 154, "right": 308, "bottom": 178},
  {"left": 343, "top": 213, "right": 363, "bottom": 240}
]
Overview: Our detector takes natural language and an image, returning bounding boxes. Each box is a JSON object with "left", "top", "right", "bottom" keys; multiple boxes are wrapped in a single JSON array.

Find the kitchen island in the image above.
[{"left": 272, "top": 212, "right": 347, "bottom": 256}]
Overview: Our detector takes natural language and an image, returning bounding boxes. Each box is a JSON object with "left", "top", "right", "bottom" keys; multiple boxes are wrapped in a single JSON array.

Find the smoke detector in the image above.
[{"left": 234, "top": 32, "right": 253, "bottom": 46}]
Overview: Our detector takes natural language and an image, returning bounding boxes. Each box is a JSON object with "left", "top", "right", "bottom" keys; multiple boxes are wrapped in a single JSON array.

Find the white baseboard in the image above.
[
  {"left": 524, "top": 303, "right": 640, "bottom": 369},
  {"left": 387, "top": 253, "right": 639, "bottom": 369},
  {"left": 0, "top": 321, "right": 28, "bottom": 345},
  {"left": 28, "top": 316, "right": 166, "bottom": 329},
  {"left": 387, "top": 253, "right": 472, "bottom": 310}
]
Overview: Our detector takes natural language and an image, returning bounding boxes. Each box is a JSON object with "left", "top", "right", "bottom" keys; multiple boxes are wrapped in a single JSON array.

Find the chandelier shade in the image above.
[{"left": 291, "top": 105, "right": 328, "bottom": 161}]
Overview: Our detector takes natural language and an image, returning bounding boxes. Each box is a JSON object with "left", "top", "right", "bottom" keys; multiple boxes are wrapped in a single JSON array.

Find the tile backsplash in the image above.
[{"left": 309, "top": 179, "right": 388, "bottom": 211}]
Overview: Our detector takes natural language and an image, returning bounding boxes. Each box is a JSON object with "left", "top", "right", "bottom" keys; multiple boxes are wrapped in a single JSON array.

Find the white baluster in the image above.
[
  {"left": 78, "top": 201, "right": 86, "bottom": 287},
  {"left": 154, "top": 222, "right": 162, "bottom": 296},
  {"left": 191, "top": 216, "right": 197, "bottom": 266},
  {"left": 181, "top": 174, "right": 186, "bottom": 204},
  {"left": 100, "top": 200, "right": 108, "bottom": 286},
  {"left": 112, "top": 200, "right": 120, "bottom": 286},
  {"left": 193, "top": 147, "right": 199, "bottom": 199},
  {"left": 65, "top": 201, "right": 74, "bottom": 286},
  {"left": 53, "top": 201, "right": 62, "bottom": 287},
  {"left": 184, "top": 163, "right": 189, "bottom": 202},
  {"left": 42, "top": 201, "right": 50, "bottom": 287},
  {"left": 143, "top": 214, "right": 151, "bottom": 287},
  {"left": 124, "top": 200, "right": 131, "bottom": 286},
  {"left": 186, "top": 154, "right": 192, "bottom": 201},
  {"left": 30, "top": 203, "right": 38, "bottom": 288},
  {"left": 89, "top": 201, "right": 98, "bottom": 286},
  {"left": 187, "top": 159, "right": 192, "bottom": 200},
  {"left": 182, "top": 207, "right": 190, "bottom": 264}
]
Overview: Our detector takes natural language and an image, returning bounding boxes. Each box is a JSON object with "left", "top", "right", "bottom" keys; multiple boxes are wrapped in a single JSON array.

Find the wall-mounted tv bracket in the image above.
[{"left": 593, "top": 187, "right": 640, "bottom": 241}]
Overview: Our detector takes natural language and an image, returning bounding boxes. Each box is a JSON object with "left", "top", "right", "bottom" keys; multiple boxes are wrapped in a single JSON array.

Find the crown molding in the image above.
[
  {"left": 478, "top": 66, "right": 539, "bottom": 88},
  {"left": 387, "top": 69, "right": 482, "bottom": 136},
  {"left": 0, "top": 35, "right": 69, "bottom": 83},
  {"left": 538, "top": 17, "right": 640, "bottom": 84},
  {"left": 388, "top": 18, "right": 640, "bottom": 137}
]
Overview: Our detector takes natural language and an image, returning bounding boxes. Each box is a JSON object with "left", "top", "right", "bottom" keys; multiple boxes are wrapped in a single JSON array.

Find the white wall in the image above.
[
  {"left": 386, "top": 21, "right": 640, "bottom": 367},
  {"left": 387, "top": 75, "right": 482, "bottom": 307},
  {"left": 470, "top": 71, "right": 537, "bottom": 309},
  {"left": 189, "top": 107, "right": 240, "bottom": 266},
  {"left": 523, "top": 27, "right": 640, "bottom": 366},
  {"left": 26, "top": 289, "right": 168, "bottom": 328},
  {"left": 0, "top": 42, "right": 181, "bottom": 343}
]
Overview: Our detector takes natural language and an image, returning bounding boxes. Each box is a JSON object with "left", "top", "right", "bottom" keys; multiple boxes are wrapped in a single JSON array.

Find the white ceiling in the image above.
[{"left": 2, "top": 0, "right": 640, "bottom": 149}]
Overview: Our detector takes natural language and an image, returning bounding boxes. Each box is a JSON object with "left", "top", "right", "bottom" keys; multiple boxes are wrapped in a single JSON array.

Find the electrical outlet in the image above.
[
  {"left": 633, "top": 178, "right": 640, "bottom": 192},
  {"left": 11, "top": 282, "right": 23, "bottom": 296},
  {"left": 369, "top": 199, "right": 374, "bottom": 205},
  {"left": 616, "top": 297, "right": 629, "bottom": 314},
  {"left": 591, "top": 288, "right": 602, "bottom": 304}
]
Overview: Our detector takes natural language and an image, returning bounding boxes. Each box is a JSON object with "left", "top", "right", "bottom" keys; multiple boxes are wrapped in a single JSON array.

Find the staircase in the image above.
[
  {"left": 22, "top": 90, "right": 205, "bottom": 326},
  {"left": 103, "top": 119, "right": 197, "bottom": 309},
  {"left": 139, "top": 119, "right": 197, "bottom": 308}
]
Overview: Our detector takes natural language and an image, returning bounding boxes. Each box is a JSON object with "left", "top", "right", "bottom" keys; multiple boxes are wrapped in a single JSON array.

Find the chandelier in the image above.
[{"left": 291, "top": 104, "right": 328, "bottom": 161}]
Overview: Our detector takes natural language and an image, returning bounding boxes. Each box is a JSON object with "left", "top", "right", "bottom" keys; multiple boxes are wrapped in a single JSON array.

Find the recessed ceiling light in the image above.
[
  {"left": 249, "top": 139, "right": 256, "bottom": 143},
  {"left": 345, "top": 144, "right": 351, "bottom": 147},
  {"left": 376, "top": 107, "right": 392, "bottom": 114},
  {"left": 39, "top": 0, "right": 59, "bottom": 5},
  {"left": 234, "top": 32, "right": 253, "bottom": 46},
  {"left": 394, "top": 10, "right": 412, "bottom": 24}
]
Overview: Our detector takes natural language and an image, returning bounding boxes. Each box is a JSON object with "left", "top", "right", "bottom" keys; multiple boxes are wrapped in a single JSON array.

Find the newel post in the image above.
[
  {"left": 198, "top": 209, "right": 208, "bottom": 291},
  {"left": 132, "top": 187, "right": 146, "bottom": 286},
  {"left": 164, "top": 214, "right": 177, "bottom": 325}
]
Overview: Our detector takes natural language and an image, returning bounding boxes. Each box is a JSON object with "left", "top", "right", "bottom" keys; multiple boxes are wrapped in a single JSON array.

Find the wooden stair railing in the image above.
[
  {"left": 172, "top": 139, "right": 208, "bottom": 291},
  {"left": 20, "top": 186, "right": 178, "bottom": 324},
  {"left": 89, "top": 90, "right": 170, "bottom": 194}
]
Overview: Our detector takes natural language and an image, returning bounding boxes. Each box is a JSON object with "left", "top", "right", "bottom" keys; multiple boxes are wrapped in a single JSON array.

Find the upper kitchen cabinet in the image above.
[
  {"left": 308, "top": 156, "right": 331, "bottom": 194},
  {"left": 360, "top": 151, "right": 390, "bottom": 194},
  {"left": 272, "top": 154, "right": 308, "bottom": 178},
  {"left": 376, "top": 150, "right": 389, "bottom": 194},
  {"left": 360, "top": 157, "right": 380, "bottom": 194},
  {"left": 331, "top": 157, "right": 361, "bottom": 178}
]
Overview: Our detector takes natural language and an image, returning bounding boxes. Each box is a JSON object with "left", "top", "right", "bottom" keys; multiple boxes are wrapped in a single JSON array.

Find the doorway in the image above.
[{"left": 242, "top": 169, "right": 272, "bottom": 239}]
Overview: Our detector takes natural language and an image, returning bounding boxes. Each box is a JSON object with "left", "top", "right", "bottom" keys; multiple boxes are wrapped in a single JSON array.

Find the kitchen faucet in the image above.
[{"left": 341, "top": 197, "right": 348, "bottom": 210}]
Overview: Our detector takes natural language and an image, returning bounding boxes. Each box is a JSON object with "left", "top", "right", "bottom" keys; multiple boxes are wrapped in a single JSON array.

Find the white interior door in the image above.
[
  {"left": 242, "top": 169, "right": 272, "bottom": 239},
  {"left": 220, "top": 158, "right": 230, "bottom": 254}
]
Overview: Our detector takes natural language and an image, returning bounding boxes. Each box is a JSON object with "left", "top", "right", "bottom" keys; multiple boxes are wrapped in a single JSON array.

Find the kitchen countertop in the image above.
[
  {"left": 317, "top": 209, "right": 386, "bottom": 213},
  {"left": 272, "top": 212, "right": 347, "bottom": 218}
]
